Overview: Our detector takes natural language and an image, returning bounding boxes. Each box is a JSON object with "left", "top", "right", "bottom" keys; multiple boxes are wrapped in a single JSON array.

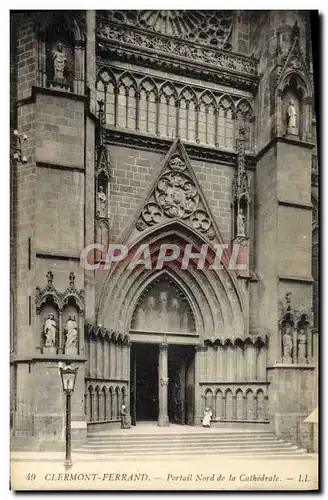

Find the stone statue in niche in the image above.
[
  {"left": 52, "top": 43, "right": 67, "bottom": 82},
  {"left": 282, "top": 322, "right": 293, "bottom": 363},
  {"left": 64, "top": 315, "right": 78, "bottom": 353},
  {"left": 97, "top": 185, "right": 107, "bottom": 218},
  {"left": 287, "top": 100, "right": 298, "bottom": 135},
  {"left": 237, "top": 208, "right": 246, "bottom": 237},
  {"left": 44, "top": 313, "right": 57, "bottom": 347},
  {"left": 297, "top": 325, "right": 307, "bottom": 363}
]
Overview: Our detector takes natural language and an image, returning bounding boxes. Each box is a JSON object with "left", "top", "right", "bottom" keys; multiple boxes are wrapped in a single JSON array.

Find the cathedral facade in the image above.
[{"left": 10, "top": 10, "right": 318, "bottom": 450}]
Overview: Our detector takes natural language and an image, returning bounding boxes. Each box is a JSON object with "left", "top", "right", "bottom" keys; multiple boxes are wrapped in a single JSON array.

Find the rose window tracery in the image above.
[
  {"left": 135, "top": 151, "right": 217, "bottom": 242},
  {"left": 104, "top": 10, "right": 233, "bottom": 49},
  {"left": 155, "top": 172, "right": 199, "bottom": 219},
  {"left": 141, "top": 203, "right": 163, "bottom": 225},
  {"left": 191, "top": 210, "right": 211, "bottom": 232}
]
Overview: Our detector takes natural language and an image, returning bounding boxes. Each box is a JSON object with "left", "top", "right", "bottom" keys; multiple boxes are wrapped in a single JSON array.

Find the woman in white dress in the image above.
[{"left": 202, "top": 407, "right": 213, "bottom": 428}]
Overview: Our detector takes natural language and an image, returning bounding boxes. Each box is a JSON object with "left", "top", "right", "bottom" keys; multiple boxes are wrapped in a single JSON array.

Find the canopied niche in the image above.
[
  {"left": 36, "top": 271, "right": 85, "bottom": 355},
  {"left": 130, "top": 277, "right": 196, "bottom": 334},
  {"left": 276, "top": 50, "right": 312, "bottom": 140},
  {"left": 278, "top": 293, "right": 313, "bottom": 364},
  {"left": 35, "top": 12, "right": 85, "bottom": 94}
]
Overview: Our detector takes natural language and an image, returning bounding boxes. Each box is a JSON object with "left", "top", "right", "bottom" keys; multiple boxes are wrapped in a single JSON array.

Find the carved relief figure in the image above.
[
  {"left": 64, "top": 315, "right": 78, "bottom": 352},
  {"left": 287, "top": 100, "right": 298, "bottom": 134},
  {"left": 282, "top": 322, "right": 293, "bottom": 362},
  {"left": 44, "top": 313, "right": 57, "bottom": 347},
  {"left": 237, "top": 208, "right": 246, "bottom": 237},
  {"left": 53, "top": 43, "right": 67, "bottom": 82},
  {"left": 297, "top": 326, "right": 307, "bottom": 362},
  {"left": 170, "top": 297, "right": 180, "bottom": 331},
  {"left": 159, "top": 291, "right": 169, "bottom": 332},
  {"left": 97, "top": 185, "right": 107, "bottom": 218}
]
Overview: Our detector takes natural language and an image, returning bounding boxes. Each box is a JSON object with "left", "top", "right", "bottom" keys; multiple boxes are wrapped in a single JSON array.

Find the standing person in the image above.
[
  {"left": 120, "top": 405, "right": 130, "bottom": 429},
  {"left": 202, "top": 407, "right": 213, "bottom": 428}
]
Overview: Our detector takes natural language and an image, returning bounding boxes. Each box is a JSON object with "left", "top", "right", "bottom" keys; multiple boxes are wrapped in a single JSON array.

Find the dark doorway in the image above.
[
  {"left": 130, "top": 343, "right": 158, "bottom": 424},
  {"left": 168, "top": 345, "right": 195, "bottom": 425}
]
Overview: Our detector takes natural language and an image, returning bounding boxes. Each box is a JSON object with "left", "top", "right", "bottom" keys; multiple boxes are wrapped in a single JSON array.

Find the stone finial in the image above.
[
  {"left": 46, "top": 270, "right": 53, "bottom": 288},
  {"left": 285, "top": 292, "right": 292, "bottom": 306},
  {"left": 69, "top": 272, "right": 76, "bottom": 290},
  {"left": 291, "top": 21, "right": 300, "bottom": 43}
]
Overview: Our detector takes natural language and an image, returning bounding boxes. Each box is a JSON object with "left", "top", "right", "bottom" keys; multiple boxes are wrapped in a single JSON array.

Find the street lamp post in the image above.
[{"left": 59, "top": 364, "right": 78, "bottom": 470}]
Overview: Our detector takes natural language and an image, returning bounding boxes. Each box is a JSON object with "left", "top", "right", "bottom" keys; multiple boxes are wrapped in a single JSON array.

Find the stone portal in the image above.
[{"left": 130, "top": 343, "right": 195, "bottom": 427}]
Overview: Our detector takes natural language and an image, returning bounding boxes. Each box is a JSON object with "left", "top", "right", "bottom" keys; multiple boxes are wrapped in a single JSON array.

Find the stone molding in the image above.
[{"left": 103, "top": 126, "right": 257, "bottom": 167}]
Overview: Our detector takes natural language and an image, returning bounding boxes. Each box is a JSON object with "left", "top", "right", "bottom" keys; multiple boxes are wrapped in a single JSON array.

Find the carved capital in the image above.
[
  {"left": 160, "top": 377, "right": 169, "bottom": 386},
  {"left": 159, "top": 342, "right": 169, "bottom": 352}
]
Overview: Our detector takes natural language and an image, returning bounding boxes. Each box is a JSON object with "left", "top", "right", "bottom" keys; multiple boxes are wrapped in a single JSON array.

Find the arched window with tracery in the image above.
[
  {"left": 246, "top": 389, "right": 255, "bottom": 420},
  {"left": 87, "top": 385, "right": 93, "bottom": 421},
  {"left": 236, "top": 389, "right": 244, "bottom": 420},
  {"left": 95, "top": 386, "right": 101, "bottom": 421},
  {"left": 235, "top": 99, "right": 254, "bottom": 150},
  {"left": 179, "top": 87, "right": 197, "bottom": 143},
  {"left": 96, "top": 69, "right": 116, "bottom": 126},
  {"left": 159, "top": 83, "right": 177, "bottom": 138},
  {"left": 198, "top": 91, "right": 216, "bottom": 146},
  {"left": 204, "top": 389, "right": 213, "bottom": 412},
  {"left": 215, "top": 389, "right": 223, "bottom": 419},
  {"left": 256, "top": 389, "right": 265, "bottom": 420},
  {"left": 102, "top": 387, "right": 107, "bottom": 420},
  {"left": 117, "top": 73, "right": 137, "bottom": 130},
  {"left": 217, "top": 95, "right": 235, "bottom": 148},
  {"left": 139, "top": 78, "right": 158, "bottom": 134},
  {"left": 225, "top": 389, "right": 233, "bottom": 420}
]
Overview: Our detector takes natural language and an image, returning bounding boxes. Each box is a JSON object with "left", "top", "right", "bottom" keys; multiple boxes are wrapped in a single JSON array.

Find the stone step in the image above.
[
  {"left": 73, "top": 447, "right": 308, "bottom": 456},
  {"left": 85, "top": 436, "right": 283, "bottom": 445},
  {"left": 78, "top": 429, "right": 308, "bottom": 458},
  {"left": 87, "top": 430, "right": 273, "bottom": 438},
  {"left": 86, "top": 433, "right": 276, "bottom": 442},
  {"left": 78, "top": 440, "right": 296, "bottom": 450}
]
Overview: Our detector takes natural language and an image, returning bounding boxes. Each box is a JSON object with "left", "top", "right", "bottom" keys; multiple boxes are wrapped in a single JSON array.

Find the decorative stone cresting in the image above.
[{"left": 204, "top": 334, "right": 267, "bottom": 346}]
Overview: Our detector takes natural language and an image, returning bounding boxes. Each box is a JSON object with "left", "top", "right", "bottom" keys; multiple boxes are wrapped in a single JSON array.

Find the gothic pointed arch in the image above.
[
  {"left": 139, "top": 76, "right": 158, "bottom": 95},
  {"left": 139, "top": 77, "right": 158, "bottom": 134},
  {"left": 180, "top": 86, "right": 198, "bottom": 104},
  {"left": 179, "top": 87, "right": 198, "bottom": 142},
  {"left": 96, "top": 219, "right": 247, "bottom": 342}
]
